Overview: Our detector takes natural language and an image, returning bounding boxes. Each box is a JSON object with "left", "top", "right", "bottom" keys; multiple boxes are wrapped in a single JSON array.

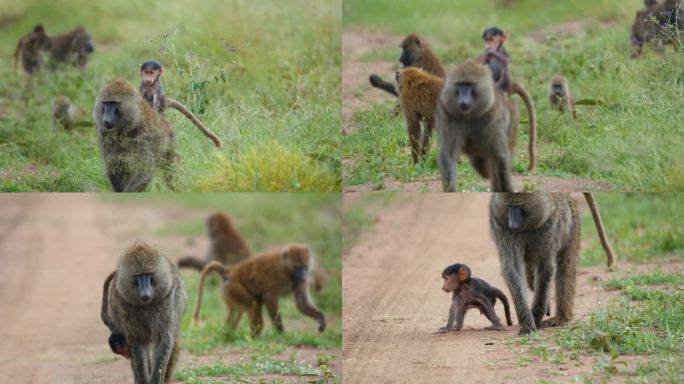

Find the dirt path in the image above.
[
  {"left": 342, "top": 194, "right": 672, "bottom": 383},
  {"left": 0, "top": 195, "right": 340, "bottom": 383}
]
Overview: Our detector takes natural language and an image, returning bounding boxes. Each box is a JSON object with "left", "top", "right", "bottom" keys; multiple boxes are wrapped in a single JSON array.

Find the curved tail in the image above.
[
  {"left": 369, "top": 74, "right": 399, "bottom": 97},
  {"left": 494, "top": 287, "right": 513, "bottom": 326},
  {"left": 178, "top": 257, "right": 207, "bottom": 272},
  {"left": 509, "top": 82, "right": 537, "bottom": 172},
  {"left": 583, "top": 193, "right": 617, "bottom": 267},
  {"left": 193, "top": 261, "right": 230, "bottom": 324},
  {"left": 165, "top": 97, "right": 223, "bottom": 148}
]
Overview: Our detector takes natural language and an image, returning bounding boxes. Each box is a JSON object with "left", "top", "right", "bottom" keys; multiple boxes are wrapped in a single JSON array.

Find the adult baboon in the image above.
[
  {"left": 631, "top": 0, "right": 683, "bottom": 57},
  {"left": 369, "top": 33, "right": 446, "bottom": 97},
  {"left": 46, "top": 26, "right": 94, "bottom": 69},
  {"left": 436, "top": 60, "right": 536, "bottom": 192},
  {"left": 178, "top": 212, "right": 251, "bottom": 271},
  {"left": 489, "top": 192, "right": 616, "bottom": 335},
  {"left": 193, "top": 244, "right": 326, "bottom": 335},
  {"left": 13, "top": 25, "right": 49, "bottom": 75},
  {"left": 93, "top": 79, "right": 177, "bottom": 192},
  {"left": 102, "top": 242, "right": 187, "bottom": 383}
]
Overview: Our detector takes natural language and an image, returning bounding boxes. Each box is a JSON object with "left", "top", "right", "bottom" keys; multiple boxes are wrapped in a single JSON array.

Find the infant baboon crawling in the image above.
[{"left": 436, "top": 263, "right": 512, "bottom": 333}]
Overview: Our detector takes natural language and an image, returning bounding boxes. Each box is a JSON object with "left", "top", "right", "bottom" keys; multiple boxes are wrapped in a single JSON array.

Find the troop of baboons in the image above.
[
  {"left": 100, "top": 212, "right": 331, "bottom": 382},
  {"left": 366, "top": 0, "right": 683, "bottom": 192}
]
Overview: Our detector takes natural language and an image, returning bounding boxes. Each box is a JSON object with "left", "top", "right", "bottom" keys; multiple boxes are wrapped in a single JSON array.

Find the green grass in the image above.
[
  {"left": 106, "top": 194, "right": 341, "bottom": 383},
  {"left": 0, "top": 0, "right": 341, "bottom": 191},
  {"left": 342, "top": 0, "right": 684, "bottom": 191},
  {"left": 580, "top": 193, "right": 684, "bottom": 266},
  {"left": 517, "top": 268, "right": 684, "bottom": 383}
]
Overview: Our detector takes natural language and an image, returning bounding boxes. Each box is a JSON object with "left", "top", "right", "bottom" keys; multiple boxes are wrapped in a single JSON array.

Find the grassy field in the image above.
[
  {"left": 0, "top": 0, "right": 341, "bottom": 191},
  {"left": 518, "top": 193, "right": 684, "bottom": 383},
  {"left": 343, "top": 0, "right": 684, "bottom": 191},
  {"left": 106, "top": 193, "right": 342, "bottom": 383}
]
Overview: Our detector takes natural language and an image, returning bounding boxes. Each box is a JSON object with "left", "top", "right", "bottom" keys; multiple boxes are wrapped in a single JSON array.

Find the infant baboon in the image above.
[
  {"left": 93, "top": 79, "right": 177, "bottom": 192},
  {"left": 13, "top": 25, "right": 49, "bottom": 75},
  {"left": 102, "top": 242, "right": 187, "bottom": 383},
  {"left": 45, "top": 26, "right": 94, "bottom": 69},
  {"left": 52, "top": 96, "right": 91, "bottom": 130},
  {"left": 396, "top": 67, "right": 443, "bottom": 163},
  {"left": 193, "top": 244, "right": 326, "bottom": 335},
  {"left": 137, "top": 60, "right": 223, "bottom": 148},
  {"left": 436, "top": 263, "right": 512, "bottom": 333},
  {"left": 436, "top": 60, "right": 536, "bottom": 192},
  {"left": 548, "top": 75, "right": 576, "bottom": 119},
  {"left": 489, "top": 192, "right": 616, "bottom": 335},
  {"left": 178, "top": 212, "right": 251, "bottom": 271},
  {"left": 369, "top": 33, "right": 446, "bottom": 97}
]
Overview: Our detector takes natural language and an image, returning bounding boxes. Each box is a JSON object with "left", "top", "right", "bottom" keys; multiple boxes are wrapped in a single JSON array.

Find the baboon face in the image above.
[
  {"left": 207, "top": 213, "right": 231, "bottom": 238},
  {"left": 399, "top": 34, "right": 421, "bottom": 67},
  {"left": 441, "top": 264, "right": 471, "bottom": 292},
  {"left": 116, "top": 243, "right": 172, "bottom": 305},
  {"left": 94, "top": 81, "right": 140, "bottom": 132},
  {"left": 73, "top": 33, "right": 94, "bottom": 54},
  {"left": 283, "top": 245, "right": 311, "bottom": 282},
  {"left": 493, "top": 192, "right": 553, "bottom": 231},
  {"left": 441, "top": 60, "right": 495, "bottom": 118},
  {"left": 550, "top": 77, "right": 567, "bottom": 97}
]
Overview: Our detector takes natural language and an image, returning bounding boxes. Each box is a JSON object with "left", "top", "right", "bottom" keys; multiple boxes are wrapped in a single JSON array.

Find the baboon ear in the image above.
[
  {"left": 501, "top": 31, "right": 509, "bottom": 43},
  {"left": 458, "top": 266, "right": 471, "bottom": 281},
  {"left": 415, "top": 37, "right": 421, "bottom": 46}
]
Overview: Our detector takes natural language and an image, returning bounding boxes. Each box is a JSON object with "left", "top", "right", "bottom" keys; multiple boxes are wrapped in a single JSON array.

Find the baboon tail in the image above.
[
  {"left": 178, "top": 257, "right": 206, "bottom": 271},
  {"left": 494, "top": 288, "right": 513, "bottom": 326},
  {"left": 510, "top": 82, "right": 537, "bottom": 172},
  {"left": 193, "top": 261, "right": 230, "bottom": 324},
  {"left": 583, "top": 192, "right": 617, "bottom": 267},
  {"left": 165, "top": 97, "right": 223, "bottom": 148},
  {"left": 101, "top": 271, "right": 116, "bottom": 328},
  {"left": 369, "top": 74, "right": 399, "bottom": 97}
]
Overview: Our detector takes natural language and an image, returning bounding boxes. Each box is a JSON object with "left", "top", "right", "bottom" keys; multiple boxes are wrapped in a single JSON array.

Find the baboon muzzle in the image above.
[
  {"left": 135, "top": 273, "right": 154, "bottom": 303},
  {"left": 508, "top": 205, "right": 524, "bottom": 230}
]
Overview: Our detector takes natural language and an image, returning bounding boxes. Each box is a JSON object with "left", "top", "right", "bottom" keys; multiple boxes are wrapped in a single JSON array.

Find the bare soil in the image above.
[
  {"left": 342, "top": 28, "right": 615, "bottom": 192},
  {"left": 342, "top": 193, "right": 681, "bottom": 383},
  {"left": 0, "top": 194, "right": 340, "bottom": 383}
]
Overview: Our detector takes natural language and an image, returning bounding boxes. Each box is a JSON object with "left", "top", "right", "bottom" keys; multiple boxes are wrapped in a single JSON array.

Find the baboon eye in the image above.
[
  {"left": 133, "top": 280, "right": 138, "bottom": 287},
  {"left": 150, "top": 277, "right": 155, "bottom": 286}
]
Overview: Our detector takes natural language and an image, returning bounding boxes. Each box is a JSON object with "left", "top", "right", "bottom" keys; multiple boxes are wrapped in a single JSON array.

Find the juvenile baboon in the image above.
[
  {"left": 193, "top": 244, "right": 326, "bottom": 335},
  {"left": 548, "top": 75, "right": 576, "bottom": 119},
  {"left": 436, "top": 263, "right": 512, "bottom": 333},
  {"left": 489, "top": 192, "right": 616, "bottom": 335},
  {"left": 369, "top": 33, "right": 446, "bottom": 97},
  {"left": 436, "top": 60, "right": 537, "bottom": 192},
  {"left": 13, "top": 25, "right": 49, "bottom": 75},
  {"left": 103, "top": 242, "right": 187, "bottom": 383},
  {"left": 93, "top": 79, "right": 177, "bottom": 192},
  {"left": 631, "top": 0, "right": 683, "bottom": 57},
  {"left": 395, "top": 67, "right": 442, "bottom": 163},
  {"left": 52, "top": 95, "right": 92, "bottom": 130},
  {"left": 138, "top": 60, "right": 223, "bottom": 148},
  {"left": 178, "top": 212, "right": 251, "bottom": 271},
  {"left": 45, "top": 26, "right": 94, "bottom": 69}
]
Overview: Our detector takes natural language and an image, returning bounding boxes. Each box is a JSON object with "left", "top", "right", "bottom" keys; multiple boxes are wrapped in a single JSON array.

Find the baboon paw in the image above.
[
  {"left": 435, "top": 326, "right": 456, "bottom": 334},
  {"left": 485, "top": 325, "right": 505, "bottom": 331},
  {"left": 541, "top": 317, "right": 568, "bottom": 328}
]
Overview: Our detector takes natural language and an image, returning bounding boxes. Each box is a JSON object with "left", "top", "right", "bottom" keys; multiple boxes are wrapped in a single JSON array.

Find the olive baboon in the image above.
[
  {"left": 631, "top": 0, "right": 683, "bottom": 57},
  {"left": 369, "top": 33, "right": 446, "bottom": 97},
  {"left": 93, "top": 79, "right": 177, "bottom": 192},
  {"left": 102, "top": 242, "right": 187, "bottom": 383},
  {"left": 138, "top": 60, "right": 223, "bottom": 148},
  {"left": 548, "top": 75, "right": 576, "bottom": 119},
  {"left": 436, "top": 263, "right": 512, "bottom": 333},
  {"left": 52, "top": 95, "right": 92, "bottom": 130},
  {"left": 13, "top": 25, "right": 49, "bottom": 75},
  {"left": 178, "top": 212, "right": 251, "bottom": 271},
  {"left": 193, "top": 244, "right": 326, "bottom": 335},
  {"left": 45, "top": 26, "right": 94, "bottom": 69},
  {"left": 489, "top": 192, "right": 616, "bottom": 335},
  {"left": 436, "top": 60, "right": 537, "bottom": 192}
]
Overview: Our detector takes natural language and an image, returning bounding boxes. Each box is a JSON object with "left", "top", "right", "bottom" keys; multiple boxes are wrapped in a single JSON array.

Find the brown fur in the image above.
[
  {"left": 45, "top": 26, "right": 94, "bottom": 69},
  {"left": 396, "top": 67, "right": 443, "bottom": 163},
  {"left": 489, "top": 192, "right": 616, "bottom": 335},
  {"left": 52, "top": 95, "right": 91, "bottom": 130},
  {"left": 193, "top": 244, "right": 326, "bottom": 335},
  {"left": 548, "top": 75, "right": 576, "bottom": 119},
  {"left": 437, "top": 60, "right": 534, "bottom": 192},
  {"left": 93, "top": 79, "right": 177, "bottom": 192},
  {"left": 631, "top": 0, "right": 683, "bottom": 57},
  {"left": 104, "top": 242, "right": 187, "bottom": 383},
  {"left": 369, "top": 33, "right": 446, "bottom": 97},
  {"left": 14, "top": 25, "right": 49, "bottom": 75},
  {"left": 178, "top": 212, "right": 251, "bottom": 271}
]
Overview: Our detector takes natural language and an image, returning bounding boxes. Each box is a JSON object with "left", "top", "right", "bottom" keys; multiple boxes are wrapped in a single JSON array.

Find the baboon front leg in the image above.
[
  {"left": 500, "top": 250, "right": 536, "bottom": 335},
  {"left": 544, "top": 249, "right": 577, "bottom": 327},
  {"left": 491, "top": 153, "right": 513, "bottom": 192},
  {"left": 163, "top": 339, "right": 180, "bottom": 384},
  {"left": 130, "top": 343, "right": 151, "bottom": 384},
  {"left": 150, "top": 330, "right": 174, "bottom": 384},
  {"left": 406, "top": 115, "right": 422, "bottom": 163},
  {"left": 480, "top": 300, "right": 505, "bottom": 330},
  {"left": 248, "top": 302, "right": 264, "bottom": 336},
  {"left": 420, "top": 118, "right": 435, "bottom": 159},
  {"left": 294, "top": 287, "right": 326, "bottom": 332},
  {"left": 531, "top": 262, "right": 555, "bottom": 329},
  {"left": 454, "top": 302, "right": 468, "bottom": 331},
  {"left": 436, "top": 299, "right": 458, "bottom": 333},
  {"left": 264, "top": 296, "right": 284, "bottom": 332},
  {"left": 438, "top": 129, "right": 460, "bottom": 192}
]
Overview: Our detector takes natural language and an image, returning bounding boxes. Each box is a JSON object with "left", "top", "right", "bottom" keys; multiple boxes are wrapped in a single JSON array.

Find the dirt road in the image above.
[
  {"left": 342, "top": 193, "right": 621, "bottom": 383},
  {"left": 0, "top": 194, "right": 205, "bottom": 383}
]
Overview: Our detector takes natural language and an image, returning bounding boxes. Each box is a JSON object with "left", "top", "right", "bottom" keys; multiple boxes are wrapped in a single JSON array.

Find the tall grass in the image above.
[{"left": 0, "top": 0, "right": 341, "bottom": 191}]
